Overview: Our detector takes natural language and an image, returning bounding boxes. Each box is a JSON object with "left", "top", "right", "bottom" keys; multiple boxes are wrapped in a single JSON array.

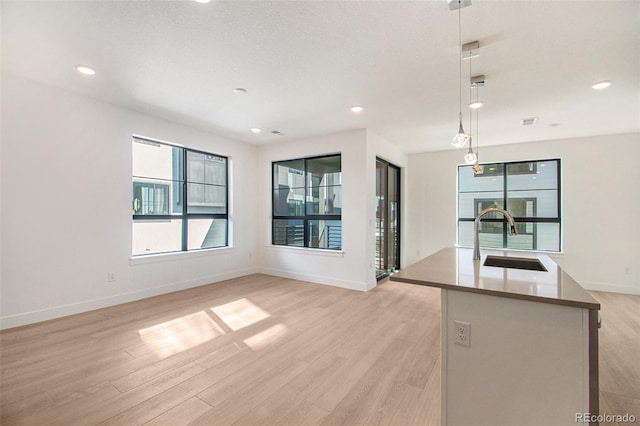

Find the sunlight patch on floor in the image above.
[
  {"left": 139, "top": 311, "right": 225, "bottom": 358},
  {"left": 210, "top": 298, "right": 271, "bottom": 331},
  {"left": 243, "top": 323, "right": 289, "bottom": 350},
  {"left": 139, "top": 298, "right": 279, "bottom": 358}
]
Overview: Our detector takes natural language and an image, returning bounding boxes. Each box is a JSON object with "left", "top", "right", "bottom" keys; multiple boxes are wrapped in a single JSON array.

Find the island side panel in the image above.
[
  {"left": 588, "top": 309, "right": 599, "bottom": 419},
  {"left": 443, "top": 289, "right": 589, "bottom": 426},
  {"left": 441, "top": 289, "right": 449, "bottom": 426}
]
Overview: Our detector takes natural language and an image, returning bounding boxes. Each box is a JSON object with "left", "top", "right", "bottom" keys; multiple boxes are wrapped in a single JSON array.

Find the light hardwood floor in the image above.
[
  {"left": 0, "top": 274, "right": 637, "bottom": 425},
  {"left": 591, "top": 291, "right": 640, "bottom": 426}
]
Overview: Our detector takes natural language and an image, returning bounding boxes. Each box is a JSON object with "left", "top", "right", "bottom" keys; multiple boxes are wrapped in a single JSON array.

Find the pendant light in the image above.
[
  {"left": 472, "top": 110, "right": 483, "bottom": 174},
  {"left": 451, "top": 0, "right": 471, "bottom": 148},
  {"left": 464, "top": 142, "right": 477, "bottom": 164},
  {"left": 472, "top": 81, "right": 483, "bottom": 174},
  {"left": 464, "top": 56, "right": 477, "bottom": 164}
]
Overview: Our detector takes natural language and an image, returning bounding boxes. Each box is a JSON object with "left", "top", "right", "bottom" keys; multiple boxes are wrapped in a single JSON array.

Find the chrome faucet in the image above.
[{"left": 473, "top": 207, "right": 517, "bottom": 260}]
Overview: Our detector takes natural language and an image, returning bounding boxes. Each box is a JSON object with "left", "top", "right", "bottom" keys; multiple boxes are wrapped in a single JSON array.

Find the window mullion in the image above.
[
  {"left": 557, "top": 159, "right": 562, "bottom": 251},
  {"left": 303, "top": 158, "right": 309, "bottom": 248},
  {"left": 503, "top": 165, "right": 508, "bottom": 247},
  {"left": 182, "top": 149, "right": 188, "bottom": 252}
]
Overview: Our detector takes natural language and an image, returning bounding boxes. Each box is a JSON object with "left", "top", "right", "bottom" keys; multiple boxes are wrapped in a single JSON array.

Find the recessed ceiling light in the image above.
[
  {"left": 234, "top": 88, "right": 247, "bottom": 93},
  {"left": 194, "top": 0, "right": 211, "bottom": 3},
  {"left": 76, "top": 65, "right": 95, "bottom": 75},
  {"left": 350, "top": 106, "right": 363, "bottom": 113},
  {"left": 250, "top": 128, "right": 261, "bottom": 133},
  {"left": 592, "top": 80, "right": 611, "bottom": 90},
  {"left": 469, "top": 100, "right": 483, "bottom": 109}
]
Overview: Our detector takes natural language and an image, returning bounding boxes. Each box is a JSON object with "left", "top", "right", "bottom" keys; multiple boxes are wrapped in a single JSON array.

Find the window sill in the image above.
[
  {"left": 266, "top": 245, "right": 345, "bottom": 258},
  {"left": 455, "top": 245, "right": 564, "bottom": 255},
  {"left": 130, "top": 246, "right": 234, "bottom": 265}
]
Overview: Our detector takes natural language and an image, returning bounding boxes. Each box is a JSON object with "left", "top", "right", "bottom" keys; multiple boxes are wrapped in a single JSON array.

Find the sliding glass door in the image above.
[{"left": 376, "top": 158, "right": 401, "bottom": 279}]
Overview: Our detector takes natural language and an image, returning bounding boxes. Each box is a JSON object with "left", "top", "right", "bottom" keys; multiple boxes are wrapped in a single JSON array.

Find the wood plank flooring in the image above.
[
  {"left": 591, "top": 291, "right": 640, "bottom": 426},
  {"left": 0, "top": 274, "right": 637, "bottom": 425}
]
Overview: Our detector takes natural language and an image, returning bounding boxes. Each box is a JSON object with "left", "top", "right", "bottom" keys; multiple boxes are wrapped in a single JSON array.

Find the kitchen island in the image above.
[{"left": 391, "top": 247, "right": 600, "bottom": 426}]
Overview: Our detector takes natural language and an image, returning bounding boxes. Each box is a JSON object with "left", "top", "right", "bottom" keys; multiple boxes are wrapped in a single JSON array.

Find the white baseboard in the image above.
[
  {"left": 0, "top": 267, "right": 258, "bottom": 330},
  {"left": 256, "top": 266, "right": 368, "bottom": 292},
  {"left": 7, "top": 271, "right": 631, "bottom": 330},
  {"left": 579, "top": 281, "right": 640, "bottom": 295}
]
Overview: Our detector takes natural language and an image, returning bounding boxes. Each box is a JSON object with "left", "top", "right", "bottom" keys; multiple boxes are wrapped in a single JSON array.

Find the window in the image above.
[
  {"left": 132, "top": 137, "right": 228, "bottom": 255},
  {"left": 376, "top": 158, "right": 401, "bottom": 279},
  {"left": 458, "top": 159, "right": 561, "bottom": 252},
  {"left": 272, "top": 154, "right": 342, "bottom": 250}
]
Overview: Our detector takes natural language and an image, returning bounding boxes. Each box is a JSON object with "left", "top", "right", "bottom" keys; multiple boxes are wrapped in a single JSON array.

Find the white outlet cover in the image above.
[{"left": 454, "top": 320, "right": 471, "bottom": 347}]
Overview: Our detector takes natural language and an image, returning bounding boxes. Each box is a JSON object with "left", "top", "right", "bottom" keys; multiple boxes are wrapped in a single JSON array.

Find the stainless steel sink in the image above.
[{"left": 483, "top": 255, "right": 548, "bottom": 272}]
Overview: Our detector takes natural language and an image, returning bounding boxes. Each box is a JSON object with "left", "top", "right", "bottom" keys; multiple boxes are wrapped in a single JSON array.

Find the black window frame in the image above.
[
  {"left": 458, "top": 158, "right": 561, "bottom": 251},
  {"left": 375, "top": 157, "right": 401, "bottom": 280},
  {"left": 132, "top": 136, "right": 229, "bottom": 255},
  {"left": 272, "top": 154, "right": 342, "bottom": 250}
]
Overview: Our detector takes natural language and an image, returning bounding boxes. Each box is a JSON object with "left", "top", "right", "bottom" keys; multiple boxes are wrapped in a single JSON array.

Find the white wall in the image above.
[
  {"left": 0, "top": 76, "right": 410, "bottom": 328},
  {"left": 257, "top": 129, "right": 373, "bottom": 290},
  {"left": 256, "top": 129, "right": 408, "bottom": 291},
  {"left": 4, "top": 73, "right": 634, "bottom": 330},
  {"left": 1, "top": 74, "right": 259, "bottom": 329},
  {"left": 406, "top": 133, "right": 640, "bottom": 295}
]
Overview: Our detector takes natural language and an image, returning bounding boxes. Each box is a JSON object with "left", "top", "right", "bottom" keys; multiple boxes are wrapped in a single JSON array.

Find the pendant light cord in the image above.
[
  {"left": 476, "top": 85, "right": 480, "bottom": 158},
  {"left": 469, "top": 51, "right": 472, "bottom": 138},
  {"left": 458, "top": 0, "right": 462, "bottom": 118}
]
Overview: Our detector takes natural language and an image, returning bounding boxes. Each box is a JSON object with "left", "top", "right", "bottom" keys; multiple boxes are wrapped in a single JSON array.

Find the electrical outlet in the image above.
[
  {"left": 107, "top": 272, "right": 116, "bottom": 283},
  {"left": 454, "top": 320, "right": 471, "bottom": 347}
]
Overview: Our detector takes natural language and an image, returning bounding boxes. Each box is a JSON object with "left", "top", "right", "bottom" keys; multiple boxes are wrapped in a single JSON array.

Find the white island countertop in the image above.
[{"left": 391, "top": 247, "right": 600, "bottom": 310}]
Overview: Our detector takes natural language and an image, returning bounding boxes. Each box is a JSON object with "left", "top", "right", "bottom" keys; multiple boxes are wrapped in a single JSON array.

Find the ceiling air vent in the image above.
[
  {"left": 521, "top": 117, "right": 538, "bottom": 126},
  {"left": 271, "top": 130, "right": 285, "bottom": 136}
]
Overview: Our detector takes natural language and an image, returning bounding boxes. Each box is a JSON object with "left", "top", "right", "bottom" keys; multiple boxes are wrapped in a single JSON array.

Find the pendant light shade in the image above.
[
  {"left": 452, "top": 114, "right": 471, "bottom": 148},
  {"left": 464, "top": 111, "right": 476, "bottom": 164},
  {"left": 464, "top": 145, "right": 477, "bottom": 164},
  {"left": 464, "top": 153, "right": 477, "bottom": 165}
]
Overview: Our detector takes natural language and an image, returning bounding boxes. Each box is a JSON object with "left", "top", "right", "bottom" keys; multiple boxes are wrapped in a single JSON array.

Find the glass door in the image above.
[{"left": 376, "top": 158, "right": 400, "bottom": 280}]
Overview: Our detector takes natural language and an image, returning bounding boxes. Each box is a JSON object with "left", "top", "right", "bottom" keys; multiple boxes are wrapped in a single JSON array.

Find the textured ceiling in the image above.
[{"left": 2, "top": 1, "right": 639, "bottom": 153}]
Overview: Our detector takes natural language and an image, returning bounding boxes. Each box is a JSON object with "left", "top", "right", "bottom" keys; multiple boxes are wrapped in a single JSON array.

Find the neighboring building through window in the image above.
[
  {"left": 457, "top": 159, "right": 561, "bottom": 251},
  {"left": 272, "top": 154, "right": 342, "bottom": 249},
  {"left": 132, "top": 137, "right": 228, "bottom": 255}
]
